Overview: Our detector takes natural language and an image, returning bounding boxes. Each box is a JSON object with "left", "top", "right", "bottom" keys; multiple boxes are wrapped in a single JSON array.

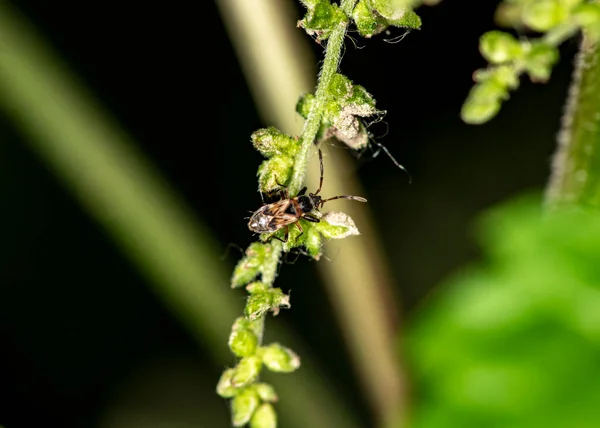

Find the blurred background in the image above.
[{"left": 0, "top": 1, "right": 580, "bottom": 428}]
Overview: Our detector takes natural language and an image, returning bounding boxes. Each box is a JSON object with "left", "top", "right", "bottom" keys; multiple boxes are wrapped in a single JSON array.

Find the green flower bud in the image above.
[
  {"left": 231, "top": 356, "right": 263, "bottom": 388},
  {"left": 461, "top": 97, "right": 502, "bottom": 125},
  {"left": 250, "top": 403, "right": 277, "bottom": 428},
  {"left": 258, "top": 155, "right": 293, "bottom": 193},
  {"left": 231, "top": 243, "right": 270, "bottom": 288},
  {"left": 573, "top": 3, "right": 600, "bottom": 29},
  {"left": 522, "top": 0, "right": 568, "bottom": 32},
  {"left": 387, "top": 10, "right": 422, "bottom": 30},
  {"left": 231, "top": 388, "right": 260, "bottom": 427},
  {"left": 348, "top": 83, "right": 378, "bottom": 110},
  {"left": 470, "top": 78, "right": 509, "bottom": 103},
  {"left": 296, "top": 93, "right": 315, "bottom": 119},
  {"left": 316, "top": 211, "right": 361, "bottom": 239},
  {"left": 262, "top": 343, "right": 301, "bottom": 373},
  {"left": 524, "top": 42, "right": 559, "bottom": 83},
  {"left": 370, "top": 0, "right": 411, "bottom": 21},
  {"left": 232, "top": 316, "right": 264, "bottom": 339},
  {"left": 299, "top": 1, "right": 346, "bottom": 41},
  {"left": 480, "top": 31, "right": 523, "bottom": 64},
  {"left": 245, "top": 288, "right": 291, "bottom": 320},
  {"left": 329, "top": 73, "right": 354, "bottom": 99},
  {"left": 246, "top": 281, "right": 269, "bottom": 294},
  {"left": 254, "top": 383, "right": 278, "bottom": 403},
  {"left": 299, "top": 0, "right": 320, "bottom": 7},
  {"left": 304, "top": 226, "right": 323, "bottom": 260},
  {"left": 353, "top": 0, "right": 387, "bottom": 38},
  {"left": 490, "top": 65, "right": 520, "bottom": 89},
  {"left": 216, "top": 368, "right": 237, "bottom": 398},
  {"left": 229, "top": 324, "right": 259, "bottom": 357},
  {"left": 251, "top": 127, "right": 298, "bottom": 158}
]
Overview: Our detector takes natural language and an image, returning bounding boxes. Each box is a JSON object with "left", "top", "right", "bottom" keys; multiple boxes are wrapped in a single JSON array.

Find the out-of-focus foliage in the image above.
[{"left": 407, "top": 193, "right": 600, "bottom": 427}]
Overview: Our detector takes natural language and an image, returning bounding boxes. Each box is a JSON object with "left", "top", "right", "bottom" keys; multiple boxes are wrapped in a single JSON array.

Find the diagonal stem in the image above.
[
  {"left": 288, "top": 0, "right": 358, "bottom": 196},
  {"left": 546, "top": 34, "right": 600, "bottom": 210}
]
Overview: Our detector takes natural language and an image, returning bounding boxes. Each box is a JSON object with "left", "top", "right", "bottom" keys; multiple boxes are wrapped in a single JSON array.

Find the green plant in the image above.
[
  {"left": 407, "top": 0, "right": 600, "bottom": 427},
  {"left": 217, "top": 0, "right": 600, "bottom": 426},
  {"left": 215, "top": 1, "right": 423, "bottom": 426}
]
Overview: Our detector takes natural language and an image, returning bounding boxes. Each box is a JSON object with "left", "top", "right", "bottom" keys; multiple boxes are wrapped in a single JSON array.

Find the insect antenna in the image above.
[
  {"left": 370, "top": 139, "right": 412, "bottom": 184},
  {"left": 315, "top": 148, "right": 325, "bottom": 195},
  {"left": 220, "top": 242, "right": 245, "bottom": 262},
  {"left": 320, "top": 194, "right": 367, "bottom": 207}
]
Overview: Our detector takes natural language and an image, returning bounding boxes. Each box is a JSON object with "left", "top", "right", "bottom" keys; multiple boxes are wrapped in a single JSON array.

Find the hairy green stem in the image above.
[
  {"left": 253, "top": 0, "right": 357, "bottom": 365},
  {"left": 546, "top": 33, "right": 600, "bottom": 210},
  {"left": 288, "top": 0, "right": 357, "bottom": 196},
  {"left": 256, "top": 240, "right": 283, "bottom": 342}
]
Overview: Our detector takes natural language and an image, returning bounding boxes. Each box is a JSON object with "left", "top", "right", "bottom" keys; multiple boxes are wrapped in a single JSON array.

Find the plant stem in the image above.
[
  {"left": 257, "top": 0, "right": 356, "bottom": 360},
  {"left": 546, "top": 34, "right": 600, "bottom": 210},
  {"left": 256, "top": 240, "right": 283, "bottom": 342},
  {"left": 256, "top": 0, "right": 357, "bottom": 367},
  {"left": 288, "top": 0, "right": 357, "bottom": 196}
]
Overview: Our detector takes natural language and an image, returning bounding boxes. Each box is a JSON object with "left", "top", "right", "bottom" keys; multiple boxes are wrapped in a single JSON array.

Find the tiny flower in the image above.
[
  {"left": 262, "top": 343, "right": 301, "bottom": 373},
  {"left": 231, "top": 356, "right": 263, "bottom": 388},
  {"left": 229, "top": 323, "right": 259, "bottom": 357},
  {"left": 253, "top": 383, "right": 278, "bottom": 403},
  {"left": 231, "top": 388, "right": 260, "bottom": 427},
  {"left": 250, "top": 403, "right": 277, "bottom": 428},
  {"left": 245, "top": 288, "right": 291, "bottom": 320},
  {"left": 317, "top": 211, "right": 361, "bottom": 239},
  {"left": 216, "top": 368, "right": 237, "bottom": 398},
  {"left": 479, "top": 31, "right": 523, "bottom": 64}
]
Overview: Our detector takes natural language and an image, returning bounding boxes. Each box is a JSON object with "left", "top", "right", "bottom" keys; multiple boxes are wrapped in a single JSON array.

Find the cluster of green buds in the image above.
[
  {"left": 231, "top": 243, "right": 292, "bottom": 319},
  {"left": 462, "top": 0, "right": 600, "bottom": 125},
  {"left": 219, "top": 2, "right": 434, "bottom": 425},
  {"left": 299, "top": 0, "right": 424, "bottom": 41},
  {"left": 251, "top": 127, "right": 361, "bottom": 259},
  {"left": 217, "top": 243, "right": 300, "bottom": 427},
  {"left": 297, "top": 73, "right": 381, "bottom": 151}
]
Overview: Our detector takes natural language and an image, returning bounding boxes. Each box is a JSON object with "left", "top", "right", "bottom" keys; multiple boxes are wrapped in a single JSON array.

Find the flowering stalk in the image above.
[{"left": 217, "top": 1, "right": 424, "bottom": 426}]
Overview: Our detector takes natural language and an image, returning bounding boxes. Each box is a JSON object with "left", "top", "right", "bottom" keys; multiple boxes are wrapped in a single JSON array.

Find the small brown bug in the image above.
[{"left": 248, "top": 148, "right": 367, "bottom": 242}]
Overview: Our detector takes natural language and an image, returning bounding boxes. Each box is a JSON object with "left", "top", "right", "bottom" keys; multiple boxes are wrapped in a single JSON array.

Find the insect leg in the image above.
[
  {"left": 303, "top": 213, "right": 320, "bottom": 223},
  {"left": 294, "top": 221, "right": 304, "bottom": 240}
]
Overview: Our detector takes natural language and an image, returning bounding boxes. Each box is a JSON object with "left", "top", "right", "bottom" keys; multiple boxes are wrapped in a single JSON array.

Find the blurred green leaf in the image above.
[{"left": 407, "top": 193, "right": 600, "bottom": 427}]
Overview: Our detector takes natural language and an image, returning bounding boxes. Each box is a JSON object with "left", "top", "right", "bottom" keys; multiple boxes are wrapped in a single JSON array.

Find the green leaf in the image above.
[{"left": 407, "top": 194, "right": 600, "bottom": 428}]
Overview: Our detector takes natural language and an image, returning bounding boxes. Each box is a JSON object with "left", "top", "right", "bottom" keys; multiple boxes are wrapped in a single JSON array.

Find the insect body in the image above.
[{"left": 248, "top": 149, "right": 367, "bottom": 242}]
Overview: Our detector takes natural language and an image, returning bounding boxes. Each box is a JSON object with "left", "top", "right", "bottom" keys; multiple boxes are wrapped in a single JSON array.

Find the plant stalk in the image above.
[
  {"left": 288, "top": 0, "right": 357, "bottom": 196},
  {"left": 546, "top": 33, "right": 600, "bottom": 210}
]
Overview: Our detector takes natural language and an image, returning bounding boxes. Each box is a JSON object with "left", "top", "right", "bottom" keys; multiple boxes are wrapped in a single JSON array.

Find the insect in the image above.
[{"left": 248, "top": 148, "right": 367, "bottom": 243}]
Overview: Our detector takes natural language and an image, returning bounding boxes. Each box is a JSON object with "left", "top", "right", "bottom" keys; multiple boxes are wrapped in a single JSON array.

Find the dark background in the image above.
[{"left": 0, "top": 1, "right": 576, "bottom": 427}]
